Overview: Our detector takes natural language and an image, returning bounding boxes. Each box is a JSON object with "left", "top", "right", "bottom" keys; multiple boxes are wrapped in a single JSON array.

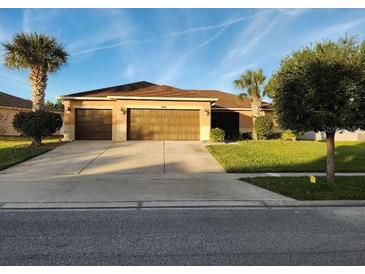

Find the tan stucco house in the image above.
[
  {"left": 0, "top": 91, "right": 33, "bottom": 136},
  {"left": 60, "top": 81, "right": 271, "bottom": 141},
  {"left": 0, "top": 91, "right": 63, "bottom": 136}
]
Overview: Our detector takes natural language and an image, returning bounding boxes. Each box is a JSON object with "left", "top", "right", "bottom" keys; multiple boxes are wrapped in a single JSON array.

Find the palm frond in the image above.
[
  {"left": 2, "top": 32, "right": 68, "bottom": 73},
  {"left": 233, "top": 69, "right": 266, "bottom": 101}
]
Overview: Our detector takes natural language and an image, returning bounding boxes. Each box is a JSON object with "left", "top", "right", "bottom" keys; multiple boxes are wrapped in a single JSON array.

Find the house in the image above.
[
  {"left": 301, "top": 130, "right": 365, "bottom": 142},
  {"left": 60, "top": 81, "right": 272, "bottom": 141},
  {"left": 0, "top": 91, "right": 32, "bottom": 136},
  {"left": 0, "top": 91, "right": 64, "bottom": 136}
]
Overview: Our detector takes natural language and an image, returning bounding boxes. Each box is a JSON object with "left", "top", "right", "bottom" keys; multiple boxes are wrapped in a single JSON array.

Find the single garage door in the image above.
[
  {"left": 75, "top": 109, "right": 112, "bottom": 140},
  {"left": 127, "top": 109, "right": 200, "bottom": 141}
]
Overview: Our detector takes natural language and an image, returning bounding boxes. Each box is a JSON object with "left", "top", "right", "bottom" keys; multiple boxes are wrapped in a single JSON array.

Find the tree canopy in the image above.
[
  {"left": 266, "top": 37, "right": 365, "bottom": 134},
  {"left": 234, "top": 69, "right": 266, "bottom": 100},
  {"left": 2, "top": 32, "right": 68, "bottom": 73}
]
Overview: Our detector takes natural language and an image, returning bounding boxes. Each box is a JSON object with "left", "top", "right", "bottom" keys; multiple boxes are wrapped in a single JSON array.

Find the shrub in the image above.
[
  {"left": 210, "top": 128, "right": 225, "bottom": 142},
  {"left": 241, "top": 132, "right": 253, "bottom": 140},
  {"left": 270, "top": 132, "right": 282, "bottom": 139},
  {"left": 281, "top": 130, "right": 299, "bottom": 141},
  {"left": 225, "top": 129, "right": 242, "bottom": 141},
  {"left": 13, "top": 110, "right": 63, "bottom": 146},
  {"left": 255, "top": 116, "right": 273, "bottom": 139}
]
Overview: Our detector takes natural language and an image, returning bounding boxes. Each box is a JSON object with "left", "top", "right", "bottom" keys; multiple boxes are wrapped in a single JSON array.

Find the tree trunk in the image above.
[
  {"left": 31, "top": 136, "right": 42, "bottom": 147},
  {"left": 326, "top": 132, "right": 335, "bottom": 183},
  {"left": 29, "top": 66, "right": 47, "bottom": 111},
  {"left": 251, "top": 97, "right": 261, "bottom": 140}
]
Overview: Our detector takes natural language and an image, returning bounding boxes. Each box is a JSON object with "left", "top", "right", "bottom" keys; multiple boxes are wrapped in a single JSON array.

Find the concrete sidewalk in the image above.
[
  {"left": 234, "top": 172, "right": 365, "bottom": 178},
  {"left": 1, "top": 199, "right": 365, "bottom": 209},
  {"left": 0, "top": 141, "right": 290, "bottom": 204},
  {"left": 1, "top": 141, "right": 362, "bottom": 208},
  {"left": 0, "top": 173, "right": 291, "bottom": 203}
]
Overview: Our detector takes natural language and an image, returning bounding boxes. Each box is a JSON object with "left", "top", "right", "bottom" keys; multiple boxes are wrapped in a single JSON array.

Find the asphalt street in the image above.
[{"left": 0, "top": 207, "right": 364, "bottom": 265}]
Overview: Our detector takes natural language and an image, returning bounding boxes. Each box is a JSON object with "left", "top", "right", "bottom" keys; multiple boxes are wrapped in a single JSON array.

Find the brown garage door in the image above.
[
  {"left": 127, "top": 109, "right": 200, "bottom": 141},
  {"left": 75, "top": 109, "right": 112, "bottom": 140}
]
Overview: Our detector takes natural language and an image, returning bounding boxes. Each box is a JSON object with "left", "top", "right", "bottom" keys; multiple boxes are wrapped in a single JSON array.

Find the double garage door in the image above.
[{"left": 75, "top": 108, "right": 200, "bottom": 141}]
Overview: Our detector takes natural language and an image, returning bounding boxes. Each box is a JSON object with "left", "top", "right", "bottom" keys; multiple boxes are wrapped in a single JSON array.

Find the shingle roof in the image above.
[
  {"left": 0, "top": 91, "right": 32, "bottom": 109},
  {"left": 62, "top": 81, "right": 267, "bottom": 109},
  {"left": 65, "top": 81, "right": 156, "bottom": 97}
]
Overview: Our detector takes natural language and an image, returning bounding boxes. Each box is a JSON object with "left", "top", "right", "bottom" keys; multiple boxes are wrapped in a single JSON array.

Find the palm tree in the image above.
[
  {"left": 234, "top": 69, "right": 266, "bottom": 140},
  {"left": 2, "top": 32, "right": 68, "bottom": 111}
]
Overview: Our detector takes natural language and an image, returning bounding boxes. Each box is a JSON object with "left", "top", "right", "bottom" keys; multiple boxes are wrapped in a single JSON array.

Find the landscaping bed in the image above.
[
  {"left": 207, "top": 140, "right": 365, "bottom": 173},
  {"left": 0, "top": 136, "right": 62, "bottom": 171},
  {"left": 242, "top": 176, "right": 365, "bottom": 200}
]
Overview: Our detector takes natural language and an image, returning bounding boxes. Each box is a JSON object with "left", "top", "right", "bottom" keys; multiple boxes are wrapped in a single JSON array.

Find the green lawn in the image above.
[
  {"left": 207, "top": 140, "right": 365, "bottom": 173},
  {"left": 0, "top": 136, "right": 62, "bottom": 171},
  {"left": 242, "top": 176, "right": 365, "bottom": 200}
]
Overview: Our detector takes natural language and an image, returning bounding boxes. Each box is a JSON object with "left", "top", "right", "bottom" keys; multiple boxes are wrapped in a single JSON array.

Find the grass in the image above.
[
  {"left": 0, "top": 136, "right": 62, "bottom": 171},
  {"left": 242, "top": 176, "right": 365, "bottom": 200},
  {"left": 207, "top": 140, "right": 365, "bottom": 173}
]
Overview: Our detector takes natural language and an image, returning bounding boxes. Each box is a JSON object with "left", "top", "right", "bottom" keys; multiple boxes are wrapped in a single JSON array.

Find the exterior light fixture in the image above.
[
  {"left": 204, "top": 108, "right": 210, "bottom": 116},
  {"left": 120, "top": 107, "right": 127, "bottom": 115},
  {"left": 66, "top": 107, "right": 71, "bottom": 114}
]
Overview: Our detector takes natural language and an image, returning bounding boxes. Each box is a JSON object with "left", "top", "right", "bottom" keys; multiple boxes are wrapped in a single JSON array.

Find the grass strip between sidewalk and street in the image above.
[{"left": 242, "top": 176, "right": 365, "bottom": 200}]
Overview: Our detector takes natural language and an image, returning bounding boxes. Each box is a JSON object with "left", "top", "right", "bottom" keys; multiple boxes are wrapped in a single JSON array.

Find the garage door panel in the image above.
[
  {"left": 76, "top": 109, "right": 112, "bottom": 140},
  {"left": 127, "top": 109, "right": 200, "bottom": 141}
]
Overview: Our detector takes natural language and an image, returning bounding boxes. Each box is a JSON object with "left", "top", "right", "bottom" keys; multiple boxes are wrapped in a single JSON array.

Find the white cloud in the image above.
[
  {"left": 124, "top": 64, "right": 136, "bottom": 78},
  {"left": 164, "top": 15, "right": 247, "bottom": 38},
  {"left": 71, "top": 38, "right": 154, "bottom": 55},
  {"left": 123, "top": 61, "right": 144, "bottom": 79},
  {"left": 208, "top": 11, "right": 281, "bottom": 77},
  {"left": 278, "top": 9, "right": 312, "bottom": 16},
  {"left": 67, "top": 10, "right": 134, "bottom": 52},
  {"left": 201, "top": 9, "right": 311, "bottom": 91},
  {"left": 20, "top": 9, "right": 137, "bottom": 58},
  {"left": 71, "top": 14, "right": 248, "bottom": 57},
  {"left": 22, "top": 9, "right": 63, "bottom": 33},
  {"left": 305, "top": 16, "right": 365, "bottom": 43},
  {"left": 156, "top": 56, "right": 186, "bottom": 84},
  {"left": 0, "top": 70, "right": 28, "bottom": 90},
  {"left": 191, "top": 22, "right": 232, "bottom": 52}
]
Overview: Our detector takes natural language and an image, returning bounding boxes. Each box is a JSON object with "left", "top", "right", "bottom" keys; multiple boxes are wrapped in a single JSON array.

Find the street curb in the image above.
[{"left": 1, "top": 200, "right": 365, "bottom": 210}]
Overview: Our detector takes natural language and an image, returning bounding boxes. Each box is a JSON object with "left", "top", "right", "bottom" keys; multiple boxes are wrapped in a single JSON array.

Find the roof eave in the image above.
[
  {"left": 0, "top": 106, "right": 31, "bottom": 111},
  {"left": 107, "top": 96, "right": 218, "bottom": 102},
  {"left": 59, "top": 96, "right": 218, "bottom": 102},
  {"left": 57, "top": 96, "right": 114, "bottom": 100}
]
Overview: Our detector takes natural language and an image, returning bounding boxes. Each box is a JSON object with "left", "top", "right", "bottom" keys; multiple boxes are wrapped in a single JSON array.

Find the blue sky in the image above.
[{"left": 1, "top": 8, "right": 365, "bottom": 102}]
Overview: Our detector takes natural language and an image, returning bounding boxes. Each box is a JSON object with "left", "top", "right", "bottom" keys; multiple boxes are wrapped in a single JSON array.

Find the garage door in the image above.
[
  {"left": 127, "top": 109, "right": 200, "bottom": 140},
  {"left": 75, "top": 109, "right": 112, "bottom": 140}
]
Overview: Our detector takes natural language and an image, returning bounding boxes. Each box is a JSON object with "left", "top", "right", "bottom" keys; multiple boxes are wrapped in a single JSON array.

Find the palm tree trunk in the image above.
[
  {"left": 326, "top": 132, "right": 336, "bottom": 183},
  {"left": 29, "top": 66, "right": 47, "bottom": 111},
  {"left": 251, "top": 97, "right": 261, "bottom": 140}
]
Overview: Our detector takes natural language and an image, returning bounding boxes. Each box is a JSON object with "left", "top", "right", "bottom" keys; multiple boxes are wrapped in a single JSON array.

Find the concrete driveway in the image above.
[{"left": 0, "top": 141, "right": 291, "bottom": 204}]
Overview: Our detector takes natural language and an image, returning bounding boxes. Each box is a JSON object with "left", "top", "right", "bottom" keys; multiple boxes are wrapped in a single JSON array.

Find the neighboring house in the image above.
[
  {"left": 0, "top": 91, "right": 32, "bottom": 136},
  {"left": 301, "top": 130, "right": 365, "bottom": 142},
  {"left": 0, "top": 91, "right": 64, "bottom": 136},
  {"left": 59, "top": 81, "right": 272, "bottom": 141}
]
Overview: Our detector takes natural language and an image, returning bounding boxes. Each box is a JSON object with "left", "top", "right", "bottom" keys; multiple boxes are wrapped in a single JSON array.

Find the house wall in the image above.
[
  {"left": 211, "top": 109, "right": 275, "bottom": 134},
  {"left": 301, "top": 130, "right": 365, "bottom": 142},
  {"left": 0, "top": 107, "right": 64, "bottom": 136},
  {"left": 238, "top": 110, "right": 253, "bottom": 133},
  {"left": 0, "top": 107, "right": 28, "bottom": 136},
  {"left": 63, "top": 99, "right": 211, "bottom": 141}
]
